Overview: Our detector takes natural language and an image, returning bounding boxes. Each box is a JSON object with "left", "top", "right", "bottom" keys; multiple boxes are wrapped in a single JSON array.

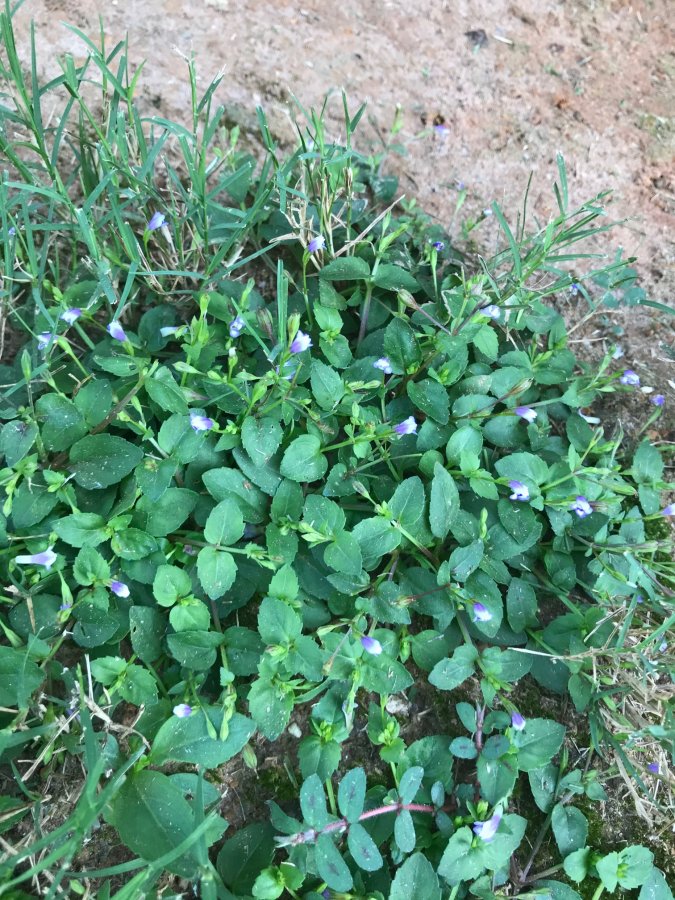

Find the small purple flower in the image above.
[
  {"left": 15, "top": 547, "right": 58, "bottom": 570},
  {"left": 8, "top": 226, "right": 16, "bottom": 236},
  {"left": 60, "top": 308, "right": 82, "bottom": 325},
  {"left": 511, "top": 712, "right": 526, "bottom": 731},
  {"left": 59, "top": 602, "right": 73, "bottom": 611},
  {"left": 394, "top": 416, "right": 418, "bottom": 436},
  {"left": 508, "top": 480, "right": 530, "bottom": 502},
  {"left": 361, "top": 635, "right": 383, "bottom": 656},
  {"left": 307, "top": 235, "right": 326, "bottom": 253},
  {"left": 569, "top": 283, "right": 580, "bottom": 296},
  {"left": 472, "top": 811, "right": 501, "bottom": 842},
  {"left": 432, "top": 241, "right": 445, "bottom": 251},
  {"left": 515, "top": 406, "right": 537, "bottom": 423},
  {"left": 570, "top": 496, "right": 593, "bottom": 518},
  {"left": 229, "top": 315, "right": 245, "bottom": 338},
  {"left": 651, "top": 394, "right": 665, "bottom": 407},
  {"left": 482, "top": 304, "right": 501, "bottom": 320},
  {"left": 472, "top": 602, "right": 492, "bottom": 623},
  {"left": 107, "top": 321, "right": 127, "bottom": 342},
  {"left": 661, "top": 504, "right": 675, "bottom": 517},
  {"left": 189, "top": 412, "right": 214, "bottom": 432},
  {"left": 160, "top": 325, "right": 179, "bottom": 337},
  {"left": 173, "top": 703, "right": 192, "bottom": 718},
  {"left": 290, "top": 330, "right": 312, "bottom": 354},
  {"left": 434, "top": 123, "right": 450, "bottom": 137},
  {"left": 659, "top": 640, "right": 667, "bottom": 653},
  {"left": 620, "top": 369, "right": 640, "bottom": 387},
  {"left": 110, "top": 580, "right": 130, "bottom": 598},
  {"left": 37, "top": 332, "right": 53, "bottom": 351},
  {"left": 373, "top": 357, "right": 393, "bottom": 375},
  {"left": 147, "top": 211, "right": 166, "bottom": 231},
  {"left": 647, "top": 763, "right": 659, "bottom": 774}
]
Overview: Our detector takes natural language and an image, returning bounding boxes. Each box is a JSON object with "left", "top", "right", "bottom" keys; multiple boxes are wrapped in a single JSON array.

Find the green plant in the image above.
[{"left": 0, "top": 5, "right": 673, "bottom": 897}]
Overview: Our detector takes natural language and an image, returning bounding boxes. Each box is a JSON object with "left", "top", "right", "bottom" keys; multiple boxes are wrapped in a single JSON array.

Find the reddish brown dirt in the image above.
[{"left": 11, "top": 0, "right": 675, "bottom": 399}]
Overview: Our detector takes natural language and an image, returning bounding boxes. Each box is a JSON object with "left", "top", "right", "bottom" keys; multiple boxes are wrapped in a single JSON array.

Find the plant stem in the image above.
[{"left": 280, "top": 800, "right": 438, "bottom": 846}]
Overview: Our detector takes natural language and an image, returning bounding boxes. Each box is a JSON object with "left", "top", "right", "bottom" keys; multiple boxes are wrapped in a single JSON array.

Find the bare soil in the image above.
[{"left": 11, "top": 0, "right": 675, "bottom": 401}]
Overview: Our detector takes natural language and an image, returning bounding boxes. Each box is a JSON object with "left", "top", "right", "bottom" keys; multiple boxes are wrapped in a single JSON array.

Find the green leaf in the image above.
[
  {"left": 477, "top": 754, "right": 518, "bottom": 805},
  {"left": 300, "top": 774, "right": 328, "bottom": 829},
  {"left": 389, "top": 476, "right": 425, "bottom": 529},
  {"left": 129, "top": 606, "right": 164, "bottom": 663},
  {"left": 494, "top": 451, "right": 549, "bottom": 486},
  {"left": 616, "top": 846, "right": 655, "bottom": 889},
  {"left": 298, "top": 735, "right": 341, "bottom": 781},
  {"left": 241, "top": 417, "right": 283, "bottom": 466},
  {"left": 394, "top": 809, "right": 416, "bottom": 853},
  {"left": 564, "top": 847, "right": 592, "bottom": 883},
  {"left": 258, "top": 596, "right": 302, "bottom": 645},
  {"left": 513, "top": 718, "right": 566, "bottom": 771},
  {"left": 153, "top": 564, "right": 193, "bottom": 606},
  {"left": 347, "top": 822, "right": 383, "bottom": 872},
  {"left": 449, "top": 737, "right": 478, "bottom": 759},
  {"left": 639, "top": 867, "right": 674, "bottom": 900},
  {"left": 353, "top": 516, "right": 401, "bottom": 570},
  {"left": 133, "top": 488, "right": 197, "bottom": 536},
  {"left": 158, "top": 414, "right": 203, "bottom": 463},
  {"left": 390, "top": 852, "right": 441, "bottom": 900},
  {"left": 73, "top": 546, "right": 110, "bottom": 585},
  {"left": 316, "top": 833, "right": 353, "bottom": 892},
  {"left": 204, "top": 499, "right": 245, "bottom": 546},
  {"left": 280, "top": 435, "right": 328, "bottom": 483},
  {"left": 151, "top": 709, "right": 254, "bottom": 766},
  {"left": 197, "top": 547, "right": 237, "bottom": 599},
  {"left": 398, "top": 766, "right": 424, "bottom": 804},
  {"left": 596, "top": 852, "right": 621, "bottom": 892},
  {"left": 36, "top": 394, "right": 87, "bottom": 450},
  {"left": 0, "top": 420, "right": 38, "bottom": 466},
  {"left": 429, "top": 644, "right": 478, "bottom": 691},
  {"left": 528, "top": 764, "right": 558, "bottom": 813},
  {"left": 535, "top": 881, "right": 583, "bottom": 900},
  {"left": 632, "top": 441, "right": 664, "bottom": 484},
  {"left": 407, "top": 379, "right": 449, "bottom": 424},
  {"left": 324, "top": 531, "right": 363, "bottom": 575},
  {"left": 202, "top": 466, "right": 268, "bottom": 522},
  {"left": 372, "top": 263, "right": 419, "bottom": 292},
  {"left": 145, "top": 366, "right": 188, "bottom": 414},
  {"left": 217, "top": 823, "right": 275, "bottom": 895},
  {"left": 110, "top": 528, "right": 158, "bottom": 560},
  {"left": 319, "top": 256, "right": 370, "bottom": 281},
  {"left": 54, "top": 513, "right": 108, "bottom": 547},
  {"left": 108, "top": 770, "right": 203, "bottom": 877},
  {"left": 0, "top": 646, "right": 45, "bottom": 708},
  {"left": 248, "top": 677, "right": 293, "bottom": 739},
  {"left": 438, "top": 826, "right": 484, "bottom": 885},
  {"left": 338, "top": 768, "right": 366, "bottom": 822},
  {"left": 73, "top": 378, "right": 112, "bottom": 426},
  {"left": 551, "top": 803, "right": 588, "bottom": 857},
  {"left": 506, "top": 578, "right": 538, "bottom": 632},
  {"left": 166, "top": 630, "right": 224, "bottom": 669},
  {"left": 11, "top": 479, "right": 59, "bottom": 529},
  {"left": 429, "top": 463, "right": 459, "bottom": 539},
  {"left": 69, "top": 434, "right": 144, "bottom": 489},
  {"left": 310, "top": 359, "right": 344, "bottom": 410},
  {"left": 384, "top": 318, "right": 421, "bottom": 370}
]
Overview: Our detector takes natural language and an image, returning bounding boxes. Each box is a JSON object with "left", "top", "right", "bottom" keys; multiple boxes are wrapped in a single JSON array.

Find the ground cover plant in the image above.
[{"left": 0, "top": 6, "right": 674, "bottom": 898}]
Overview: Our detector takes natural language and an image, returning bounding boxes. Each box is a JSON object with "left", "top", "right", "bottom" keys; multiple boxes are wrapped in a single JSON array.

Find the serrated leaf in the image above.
[
  {"left": 204, "top": 499, "right": 245, "bottom": 546},
  {"left": 390, "top": 852, "right": 441, "bottom": 900},
  {"left": 69, "top": 434, "right": 144, "bottom": 489},
  {"left": 150, "top": 710, "right": 254, "bottom": 766},
  {"left": 280, "top": 435, "right": 328, "bottom": 483},
  {"left": 241, "top": 417, "right": 283, "bottom": 465},
  {"left": 429, "top": 644, "right": 478, "bottom": 691}
]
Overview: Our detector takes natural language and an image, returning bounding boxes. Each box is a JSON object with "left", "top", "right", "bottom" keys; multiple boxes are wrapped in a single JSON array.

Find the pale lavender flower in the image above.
[
  {"left": 172, "top": 703, "right": 192, "bottom": 718},
  {"left": 37, "top": 332, "right": 53, "bottom": 351},
  {"left": 620, "top": 369, "right": 640, "bottom": 386},
  {"left": 59, "top": 602, "right": 73, "bottom": 611},
  {"left": 290, "top": 330, "right": 312, "bottom": 353},
  {"left": 515, "top": 406, "right": 537, "bottom": 423},
  {"left": 661, "top": 504, "right": 675, "bottom": 517},
  {"left": 570, "top": 496, "right": 593, "bottom": 518},
  {"left": 482, "top": 304, "right": 501, "bottom": 319},
  {"left": 229, "top": 315, "right": 245, "bottom": 338},
  {"left": 647, "top": 763, "right": 659, "bottom": 774},
  {"left": 472, "top": 602, "right": 492, "bottom": 623},
  {"left": 394, "top": 416, "right": 417, "bottom": 436},
  {"left": 508, "top": 480, "right": 530, "bottom": 502},
  {"left": 308, "top": 235, "right": 326, "bottom": 253},
  {"left": 110, "top": 580, "right": 130, "bottom": 598},
  {"left": 569, "top": 283, "right": 580, "bottom": 296},
  {"left": 8, "top": 226, "right": 16, "bottom": 236},
  {"left": 434, "top": 123, "right": 450, "bottom": 137},
  {"left": 147, "top": 211, "right": 166, "bottom": 231},
  {"left": 15, "top": 547, "right": 58, "bottom": 570},
  {"left": 651, "top": 394, "right": 665, "bottom": 407},
  {"left": 432, "top": 241, "right": 445, "bottom": 251},
  {"left": 373, "top": 357, "right": 393, "bottom": 375},
  {"left": 107, "top": 321, "right": 127, "bottom": 342},
  {"left": 659, "top": 640, "right": 667, "bottom": 653},
  {"left": 472, "top": 811, "right": 501, "bottom": 842},
  {"left": 361, "top": 635, "right": 383, "bottom": 656},
  {"left": 60, "top": 308, "right": 82, "bottom": 325},
  {"left": 189, "top": 412, "right": 214, "bottom": 432},
  {"left": 511, "top": 712, "right": 526, "bottom": 731},
  {"left": 160, "top": 325, "right": 179, "bottom": 337}
]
